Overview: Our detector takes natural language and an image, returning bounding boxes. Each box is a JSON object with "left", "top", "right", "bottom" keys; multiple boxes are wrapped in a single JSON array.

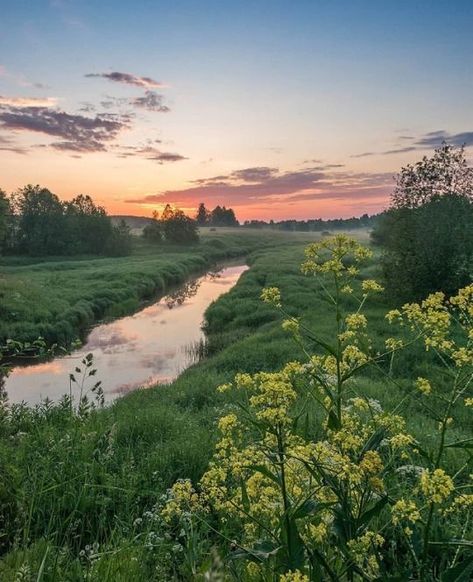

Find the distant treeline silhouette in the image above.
[
  {"left": 196, "top": 203, "right": 239, "bottom": 227},
  {"left": 241, "top": 213, "right": 378, "bottom": 231},
  {"left": 0, "top": 185, "right": 131, "bottom": 256}
]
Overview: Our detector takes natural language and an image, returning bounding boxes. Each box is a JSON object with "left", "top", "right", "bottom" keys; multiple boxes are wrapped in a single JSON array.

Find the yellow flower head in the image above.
[
  {"left": 415, "top": 377, "right": 432, "bottom": 395},
  {"left": 279, "top": 571, "right": 309, "bottom": 582},
  {"left": 362, "top": 279, "right": 384, "bottom": 293},
  {"left": 392, "top": 499, "right": 421, "bottom": 525},
  {"left": 420, "top": 469, "right": 454, "bottom": 504},
  {"left": 261, "top": 286, "right": 282, "bottom": 307}
]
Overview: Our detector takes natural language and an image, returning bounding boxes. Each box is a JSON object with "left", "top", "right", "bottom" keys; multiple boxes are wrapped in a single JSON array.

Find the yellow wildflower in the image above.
[
  {"left": 362, "top": 279, "right": 384, "bottom": 293},
  {"left": 420, "top": 469, "right": 454, "bottom": 504},
  {"left": 345, "top": 313, "right": 368, "bottom": 330},
  {"left": 261, "top": 286, "right": 282, "bottom": 307},
  {"left": 279, "top": 571, "right": 309, "bottom": 582},
  {"left": 360, "top": 450, "right": 383, "bottom": 475},
  {"left": 392, "top": 499, "right": 421, "bottom": 525},
  {"left": 415, "top": 377, "right": 432, "bottom": 395}
]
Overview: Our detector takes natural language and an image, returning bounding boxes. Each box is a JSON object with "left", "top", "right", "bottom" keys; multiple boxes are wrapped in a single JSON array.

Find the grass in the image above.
[{"left": 0, "top": 228, "right": 469, "bottom": 579}]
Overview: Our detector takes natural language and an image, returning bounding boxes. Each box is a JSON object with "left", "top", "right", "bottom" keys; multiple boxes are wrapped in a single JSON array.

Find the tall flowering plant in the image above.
[{"left": 155, "top": 236, "right": 473, "bottom": 581}]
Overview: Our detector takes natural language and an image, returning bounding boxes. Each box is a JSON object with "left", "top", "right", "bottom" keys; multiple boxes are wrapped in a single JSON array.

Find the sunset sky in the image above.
[{"left": 1, "top": 0, "right": 472, "bottom": 221}]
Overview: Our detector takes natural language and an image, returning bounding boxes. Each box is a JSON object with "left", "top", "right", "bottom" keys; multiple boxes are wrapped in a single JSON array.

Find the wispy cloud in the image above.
[
  {"left": 415, "top": 130, "right": 473, "bottom": 148},
  {"left": 351, "top": 131, "right": 473, "bottom": 158},
  {"left": 85, "top": 71, "right": 165, "bottom": 89},
  {"left": 0, "top": 96, "right": 59, "bottom": 108},
  {"left": 117, "top": 144, "right": 186, "bottom": 163},
  {"left": 351, "top": 146, "right": 417, "bottom": 158},
  {"left": 131, "top": 90, "right": 170, "bottom": 112}
]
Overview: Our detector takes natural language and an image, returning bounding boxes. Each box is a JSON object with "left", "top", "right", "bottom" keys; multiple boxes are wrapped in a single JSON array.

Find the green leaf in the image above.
[
  {"left": 230, "top": 540, "right": 281, "bottom": 563},
  {"left": 445, "top": 438, "right": 473, "bottom": 450},
  {"left": 292, "top": 499, "right": 333, "bottom": 520},
  {"left": 249, "top": 464, "right": 281, "bottom": 486},
  {"left": 441, "top": 556, "right": 473, "bottom": 582},
  {"left": 327, "top": 408, "right": 341, "bottom": 430},
  {"left": 357, "top": 496, "right": 389, "bottom": 528},
  {"left": 240, "top": 478, "right": 250, "bottom": 513}
]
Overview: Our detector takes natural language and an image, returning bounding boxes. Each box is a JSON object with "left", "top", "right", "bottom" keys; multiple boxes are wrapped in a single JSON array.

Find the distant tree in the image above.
[
  {"left": 210, "top": 205, "right": 238, "bottom": 227},
  {"left": 0, "top": 189, "right": 11, "bottom": 254},
  {"left": 64, "top": 194, "right": 112, "bottom": 254},
  {"left": 196, "top": 202, "right": 210, "bottom": 226},
  {"left": 12, "top": 185, "right": 66, "bottom": 255},
  {"left": 162, "top": 206, "right": 199, "bottom": 244},
  {"left": 105, "top": 219, "right": 132, "bottom": 256},
  {"left": 376, "top": 145, "right": 473, "bottom": 301},
  {"left": 161, "top": 203, "right": 175, "bottom": 222},
  {"left": 143, "top": 210, "right": 163, "bottom": 242}
]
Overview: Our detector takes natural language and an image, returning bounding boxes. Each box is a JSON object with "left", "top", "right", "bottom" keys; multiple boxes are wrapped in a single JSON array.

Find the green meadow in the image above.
[{"left": 0, "top": 228, "right": 470, "bottom": 579}]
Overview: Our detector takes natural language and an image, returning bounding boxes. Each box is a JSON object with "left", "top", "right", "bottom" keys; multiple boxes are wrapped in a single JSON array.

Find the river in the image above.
[{"left": 3, "top": 263, "right": 248, "bottom": 405}]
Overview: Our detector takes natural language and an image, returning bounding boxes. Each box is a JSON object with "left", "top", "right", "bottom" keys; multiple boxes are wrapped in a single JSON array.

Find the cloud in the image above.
[
  {"left": 0, "top": 106, "right": 129, "bottom": 152},
  {"left": 125, "top": 166, "right": 392, "bottom": 208},
  {"left": 117, "top": 145, "right": 187, "bottom": 164},
  {"left": 230, "top": 166, "right": 278, "bottom": 182},
  {"left": 351, "top": 146, "right": 417, "bottom": 158},
  {"left": 415, "top": 130, "right": 473, "bottom": 148},
  {"left": 85, "top": 71, "right": 165, "bottom": 89},
  {"left": 131, "top": 90, "right": 170, "bottom": 112},
  {"left": 0, "top": 95, "right": 58, "bottom": 108},
  {"left": 352, "top": 131, "right": 473, "bottom": 158},
  {"left": 0, "top": 134, "right": 27, "bottom": 154}
]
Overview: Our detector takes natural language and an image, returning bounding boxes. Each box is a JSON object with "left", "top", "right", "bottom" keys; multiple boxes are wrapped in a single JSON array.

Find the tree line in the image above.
[
  {"left": 143, "top": 202, "right": 239, "bottom": 244},
  {"left": 0, "top": 185, "right": 131, "bottom": 256},
  {"left": 241, "top": 213, "right": 378, "bottom": 231}
]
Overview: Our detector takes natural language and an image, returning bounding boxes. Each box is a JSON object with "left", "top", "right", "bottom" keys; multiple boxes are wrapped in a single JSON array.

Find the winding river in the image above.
[{"left": 4, "top": 263, "right": 248, "bottom": 405}]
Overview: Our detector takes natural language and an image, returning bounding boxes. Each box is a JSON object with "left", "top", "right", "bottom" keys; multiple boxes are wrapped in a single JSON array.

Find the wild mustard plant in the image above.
[{"left": 157, "top": 235, "right": 472, "bottom": 580}]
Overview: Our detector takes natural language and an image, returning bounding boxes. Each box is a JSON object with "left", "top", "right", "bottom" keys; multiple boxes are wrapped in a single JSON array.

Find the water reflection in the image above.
[{"left": 4, "top": 263, "right": 248, "bottom": 405}]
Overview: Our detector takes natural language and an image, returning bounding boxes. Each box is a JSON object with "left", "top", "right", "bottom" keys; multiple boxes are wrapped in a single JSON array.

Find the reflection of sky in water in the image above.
[{"left": 5, "top": 264, "right": 247, "bottom": 405}]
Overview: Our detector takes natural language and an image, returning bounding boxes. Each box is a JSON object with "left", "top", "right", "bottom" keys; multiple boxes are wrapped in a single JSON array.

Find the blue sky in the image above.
[{"left": 1, "top": 0, "right": 472, "bottom": 219}]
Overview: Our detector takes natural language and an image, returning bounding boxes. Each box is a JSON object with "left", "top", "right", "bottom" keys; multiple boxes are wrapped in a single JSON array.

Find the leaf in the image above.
[
  {"left": 88, "top": 369, "right": 97, "bottom": 376},
  {"left": 230, "top": 540, "right": 282, "bottom": 563},
  {"left": 240, "top": 478, "right": 250, "bottom": 513},
  {"left": 280, "top": 515, "right": 305, "bottom": 571},
  {"left": 441, "top": 556, "right": 473, "bottom": 582},
  {"left": 249, "top": 464, "right": 281, "bottom": 487},
  {"left": 292, "top": 499, "right": 334, "bottom": 521},
  {"left": 69, "top": 374, "right": 76, "bottom": 383},
  {"left": 357, "top": 496, "right": 389, "bottom": 528},
  {"left": 445, "top": 438, "right": 473, "bottom": 450},
  {"left": 326, "top": 408, "right": 341, "bottom": 430}
]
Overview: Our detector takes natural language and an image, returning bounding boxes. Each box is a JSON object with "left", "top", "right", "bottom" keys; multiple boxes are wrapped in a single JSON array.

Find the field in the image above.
[{"left": 0, "top": 228, "right": 471, "bottom": 580}]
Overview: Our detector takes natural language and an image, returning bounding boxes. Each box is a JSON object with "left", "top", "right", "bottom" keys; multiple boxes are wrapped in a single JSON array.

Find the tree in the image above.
[
  {"left": 12, "top": 185, "right": 67, "bottom": 255},
  {"left": 105, "top": 219, "right": 132, "bottom": 256},
  {"left": 196, "top": 202, "right": 210, "bottom": 226},
  {"left": 391, "top": 143, "right": 473, "bottom": 209},
  {"left": 162, "top": 207, "right": 199, "bottom": 244},
  {"left": 0, "top": 189, "right": 11, "bottom": 254},
  {"left": 210, "top": 205, "right": 238, "bottom": 227},
  {"left": 375, "top": 145, "right": 473, "bottom": 301},
  {"left": 143, "top": 210, "right": 163, "bottom": 242},
  {"left": 64, "top": 194, "right": 112, "bottom": 254}
]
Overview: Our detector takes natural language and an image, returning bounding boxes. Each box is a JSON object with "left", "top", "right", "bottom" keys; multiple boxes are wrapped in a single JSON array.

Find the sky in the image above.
[{"left": 0, "top": 0, "right": 472, "bottom": 221}]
